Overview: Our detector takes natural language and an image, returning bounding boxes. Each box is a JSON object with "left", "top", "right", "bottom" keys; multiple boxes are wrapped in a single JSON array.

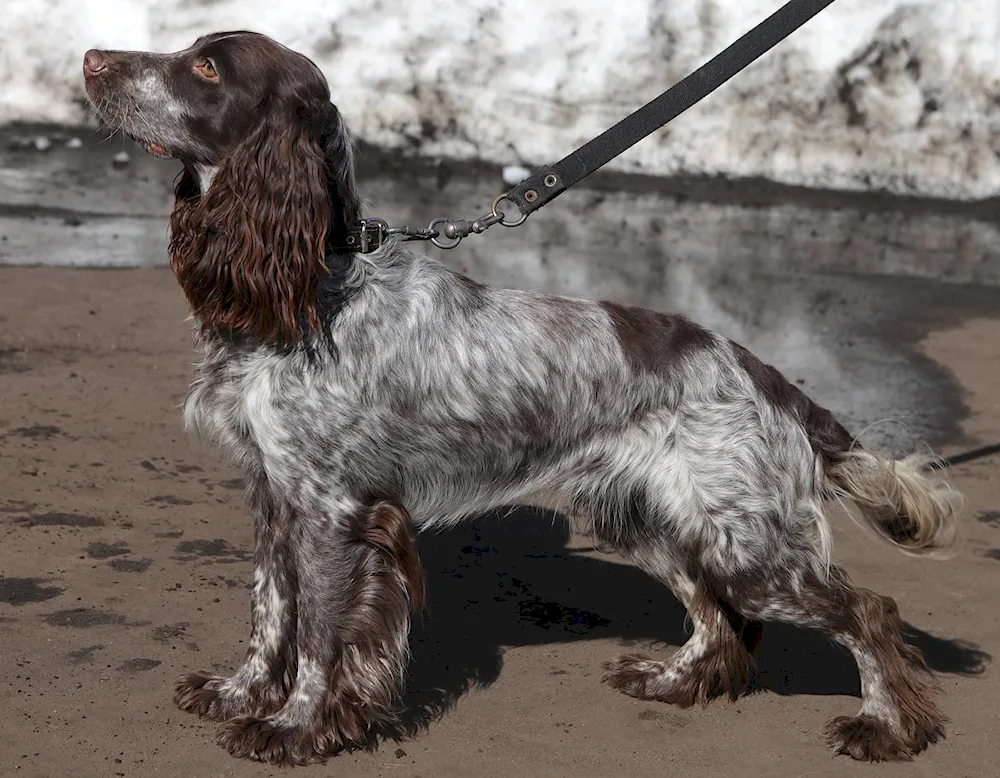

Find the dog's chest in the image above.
[{"left": 184, "top": 347, "right": 287, "bottom": 461}]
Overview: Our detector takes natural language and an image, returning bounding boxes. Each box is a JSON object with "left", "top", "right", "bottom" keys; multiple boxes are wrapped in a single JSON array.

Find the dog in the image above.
[{"left": 83, "top": 30, "right": 961, "bottom": 765}]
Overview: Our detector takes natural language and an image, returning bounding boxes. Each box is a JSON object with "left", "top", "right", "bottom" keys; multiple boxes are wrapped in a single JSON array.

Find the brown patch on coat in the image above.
[
  {"left": 731, "top": 343, "right": 854, "bottom": 465},
  {"left": 601, "top": 301, "right": 715, "bottom": 377}
]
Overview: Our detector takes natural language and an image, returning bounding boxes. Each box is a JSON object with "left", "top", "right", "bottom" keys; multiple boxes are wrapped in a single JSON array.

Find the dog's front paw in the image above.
[
  {"left": 174, "top": 671, "right": 232, "bottom": 720},
  {"left": 824, "top": 715, "right": 913, "bottom": 762},
  {"left": 217, "top": 715, "right": 340, "bottom": 765},
  {"left": 174, "top": 671, "right": 285, "bottom": 721}
]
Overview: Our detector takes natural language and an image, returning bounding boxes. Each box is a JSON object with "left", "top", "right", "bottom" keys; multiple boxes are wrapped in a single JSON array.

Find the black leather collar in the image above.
[{"left": 330, "top": 219, "right": 389, "bottom": 254}]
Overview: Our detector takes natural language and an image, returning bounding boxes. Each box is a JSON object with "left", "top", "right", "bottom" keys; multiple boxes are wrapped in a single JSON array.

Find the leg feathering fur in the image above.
[{"left": 216, "top": 500, "right": 424, "bottom": 765}]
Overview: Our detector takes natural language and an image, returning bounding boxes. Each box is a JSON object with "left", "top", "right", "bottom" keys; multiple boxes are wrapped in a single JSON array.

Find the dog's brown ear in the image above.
[{"left": 167, "top": 107, "right": 334, "bottom": 342}]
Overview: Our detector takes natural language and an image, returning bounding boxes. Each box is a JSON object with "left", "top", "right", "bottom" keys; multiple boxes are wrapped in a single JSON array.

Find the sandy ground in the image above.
[{"left": 0, "top": 266, "right": 997, "bottom": 777}]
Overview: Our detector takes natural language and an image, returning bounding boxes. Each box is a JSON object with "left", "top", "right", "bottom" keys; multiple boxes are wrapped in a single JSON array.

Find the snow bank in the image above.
[{"left": 3, "top": 0, "right": 999, "bottom": 199}]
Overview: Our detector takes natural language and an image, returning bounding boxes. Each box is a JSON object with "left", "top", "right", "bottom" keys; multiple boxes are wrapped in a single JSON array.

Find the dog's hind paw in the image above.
[
  {"left": 602, "top": 645, "right": 756, "bottom": 707},
  {"left": 601, "top": 653, "right": 664, "bottom": 699}
]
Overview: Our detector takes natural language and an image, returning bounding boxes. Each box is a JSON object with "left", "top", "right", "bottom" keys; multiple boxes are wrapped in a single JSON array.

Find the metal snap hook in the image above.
[{"left": 428, "top": 218, "right": 463, "bottom": 249}]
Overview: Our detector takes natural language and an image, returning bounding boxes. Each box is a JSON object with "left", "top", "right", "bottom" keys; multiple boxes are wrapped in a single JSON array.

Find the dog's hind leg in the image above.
[
  {"left": 714, "top": 560, "right": 945, "bottom": 761},
  {"left": 602, "top": 543, "right": 761, "bottom": 706}
]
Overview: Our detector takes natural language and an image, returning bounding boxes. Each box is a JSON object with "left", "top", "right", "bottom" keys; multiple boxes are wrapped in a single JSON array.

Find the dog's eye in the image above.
[{"left": 194, "top": 58, "right": 219, "bottom": 81}]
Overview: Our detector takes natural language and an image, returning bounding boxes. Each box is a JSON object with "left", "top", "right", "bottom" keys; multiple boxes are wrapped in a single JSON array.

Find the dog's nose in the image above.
[{"left": 83, "top": 50, "right": 107, "bottom": 78}]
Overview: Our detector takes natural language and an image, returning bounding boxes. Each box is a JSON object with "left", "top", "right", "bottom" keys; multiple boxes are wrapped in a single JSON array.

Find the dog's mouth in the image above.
[
  {"left": 87, "top": 106, "right": 174, "bottom": 159},
  {"left": 143, "top": 141, "right": 171, "bottom": 158},
  {"left": 85, "top": 92, "right": 173, "bottom": 159},
  {"left": 123, "top": 128, "right": 172, "bottom": 159}
]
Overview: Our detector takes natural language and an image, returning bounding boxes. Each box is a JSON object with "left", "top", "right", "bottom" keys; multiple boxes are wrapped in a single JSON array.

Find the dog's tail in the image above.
[
  {"left": 823, "top": 448, "right": 961, "bottom": 557},
  {"left": 735, "top": 343, "right": 961, "bottom": 557}
]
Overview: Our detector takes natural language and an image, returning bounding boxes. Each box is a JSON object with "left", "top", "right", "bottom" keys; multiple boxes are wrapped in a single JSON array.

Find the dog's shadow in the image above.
[{"left": 387, "top": 508, "right": 989, "bottom": 739}]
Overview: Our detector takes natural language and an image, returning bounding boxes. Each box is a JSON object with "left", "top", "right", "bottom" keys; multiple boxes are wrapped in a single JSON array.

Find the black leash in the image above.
[
  {"left": 930, "top": 443, "right": 1000, "bottom": 471},
  {"left": 341, "top": 0, "right": 837, "bottom": 253},
  {"left": 505, "top": 0, "right": 836, "bottom": 219}
]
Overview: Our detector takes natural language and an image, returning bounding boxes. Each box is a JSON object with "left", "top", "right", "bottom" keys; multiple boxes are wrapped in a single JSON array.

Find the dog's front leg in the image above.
[
  {"left": 175, "top": 474, "right": 297, "bottom": 720},
  {"left": 217, "top": 498, "right": 424, "bottom": 766}
]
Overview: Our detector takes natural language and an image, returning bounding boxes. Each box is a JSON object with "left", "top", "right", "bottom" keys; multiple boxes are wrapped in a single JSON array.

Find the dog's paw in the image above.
[
  {"left": 601, "top": 653, "right": 666, "bottom": 700},
  {"left": 824, "top": 715, "right": 914, "bottom": 762},
  {"left": 174, "top": 672, "right": 232, "bottom": 720},
  {"left": 174, "top": 671, "right": 285, "bottom": 721},
  {"left": 602, "top": 649, "right": 756, "bottom": 707},
  {"left": 217, "top": 715, "right": 340, "bottom": 765},
  {"left": 602, "top": 652, "right": 701, "bottom": 705}
]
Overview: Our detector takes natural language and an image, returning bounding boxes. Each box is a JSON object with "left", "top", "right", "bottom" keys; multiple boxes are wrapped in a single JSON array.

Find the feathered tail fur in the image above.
[{"left": 825, "top": 449, "right": 962, "bottom": 557}]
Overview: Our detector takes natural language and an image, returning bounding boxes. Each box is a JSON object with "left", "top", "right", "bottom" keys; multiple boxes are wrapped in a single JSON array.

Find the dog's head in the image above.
[{"left": 84, "top": 31, "right": 360, "bottom": 342}]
